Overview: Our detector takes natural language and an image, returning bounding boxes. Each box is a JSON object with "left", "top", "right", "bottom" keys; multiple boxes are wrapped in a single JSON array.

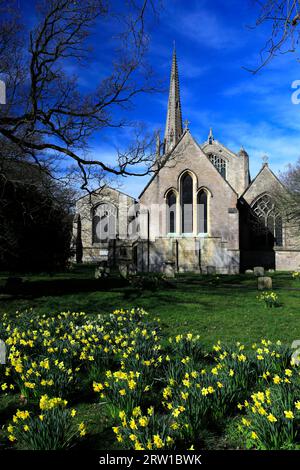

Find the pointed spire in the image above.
[
  {"left": 156, "top": 131, "right": 161, "bottom": 159},
  {"left": 208, "top": 127, "right": 214, "bottom": 144},
  {"left": 164, "top": 44, "right": 183, "bottom": 153}
]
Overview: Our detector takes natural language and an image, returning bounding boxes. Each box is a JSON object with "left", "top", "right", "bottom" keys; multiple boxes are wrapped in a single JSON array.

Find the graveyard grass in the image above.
[
  {"left": 1, "top": 266, "right": 300, "bottom": 450},
  {"left": 0, "top": 265, "right": 299, "bottom": 348}
]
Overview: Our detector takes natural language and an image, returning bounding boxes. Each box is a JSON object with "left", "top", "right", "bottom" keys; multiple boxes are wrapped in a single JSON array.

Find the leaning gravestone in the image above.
[
  {"left": 207, "top": 266, "right": 216, "bottom": 275},
  {"left": 257, "top": 276, "right": 272, "bottom": 290},
  {"left": 254, "top": 266, "right": 265, "bottom": 277}
]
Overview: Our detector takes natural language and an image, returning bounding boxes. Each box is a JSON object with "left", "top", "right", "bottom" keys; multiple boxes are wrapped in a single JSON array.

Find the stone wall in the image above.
[
  {"left": 136, "top": 236, "right": 239, "bottom": 274},
  {"left": 275, "top": 250, "right": 300, "bottom": 271}
]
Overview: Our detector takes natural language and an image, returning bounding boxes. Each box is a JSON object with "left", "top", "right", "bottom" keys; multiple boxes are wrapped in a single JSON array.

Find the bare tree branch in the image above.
[
  {"left": 0, "top": 0, "right": 162, "bottom": 190},
  {"left": 246, "top": 0, "right": 300, "bottom": 73}
]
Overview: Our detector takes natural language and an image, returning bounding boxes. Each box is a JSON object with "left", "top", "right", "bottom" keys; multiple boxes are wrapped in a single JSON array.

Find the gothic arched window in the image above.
[
  {"left": 197, "top": 190, "right": 208, "bottom": 234},
  {"left": 92, "top": 203, "right": 117, "bottom": 243},
  {"left": 251, "top": 194, "right": 283, "bottom": 247},
  {"left": 166, "top": 191, "right": 177, "bottom": 234},
  {"left": 181, "top": 173, "right": 193, "bottom": 233},
  {"left": 208, "top": 154, "right": 226, "bottom": 179}
]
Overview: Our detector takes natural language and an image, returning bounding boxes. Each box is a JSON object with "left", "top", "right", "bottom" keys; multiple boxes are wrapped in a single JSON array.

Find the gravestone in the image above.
[
  {"left": 163, "top": 261, "right": 175, "bottom": 278},
  {"left": 95, "top": 261, "right": 110, "bottom": 279},
  {"left": 95, "top": 266, "right": 104, "bottom": 279},
  {"left": 127, "top": 264, "right": 137, "bottom": 276},
  {"left": 0, "top": 340, "right": 6, "bottom": 364},
  {"left": 245, "top": 269, "right": 254, "bottom": 274},
  {"left": 254, "top": 266, "right": 265, "bottom": 277},
  {"left": 257, "top": 276, "right": 272, "bottom": 290},
  {"left": 207, "top": 266, "right": 216, "bottom": 275},
  {"left": 268, "top": 269, "right": 275, "bottom": 273},
  {"left": 119, "top": 263, "right": 128, "bottom": 279}
]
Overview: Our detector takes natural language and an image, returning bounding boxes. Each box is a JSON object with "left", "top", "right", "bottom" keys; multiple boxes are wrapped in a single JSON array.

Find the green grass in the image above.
[
  {"left": 1, "top": 267, "right": 300, "bottom": 450},
  {"left": 0, "top": 266, "right": 300, "bottom": 348}
]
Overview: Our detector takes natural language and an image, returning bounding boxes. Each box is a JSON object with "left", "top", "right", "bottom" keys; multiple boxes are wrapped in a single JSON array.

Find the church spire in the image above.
[{"left": 164, "top": 44, "right": 183, "bottom": 153}]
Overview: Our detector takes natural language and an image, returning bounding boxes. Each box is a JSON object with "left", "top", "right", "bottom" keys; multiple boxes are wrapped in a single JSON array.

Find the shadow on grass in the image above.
[
  {"left": 0, "top": 276, "right": 128, "bottom": 299},
  {"left": 77, "top": 426, "right": 117, "bottom": 451}
]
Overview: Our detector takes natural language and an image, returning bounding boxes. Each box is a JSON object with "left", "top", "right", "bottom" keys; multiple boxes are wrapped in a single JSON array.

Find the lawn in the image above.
[
  {"left": 0, "top": 265, "right": 300, "bottom": 348},
  {"left": 1, "top": 266, "right": 300, "bottom": 451}
]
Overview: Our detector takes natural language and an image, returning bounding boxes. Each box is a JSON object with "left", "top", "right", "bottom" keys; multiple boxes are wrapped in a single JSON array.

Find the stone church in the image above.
[{"left": 73, "top": 49, "right": 300, "bottom": 274}]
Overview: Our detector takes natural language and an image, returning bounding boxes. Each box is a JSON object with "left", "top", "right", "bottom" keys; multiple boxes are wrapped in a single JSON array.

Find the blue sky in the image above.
[{"left": 21, "top": 0, "right": 300, "bottom": 197}]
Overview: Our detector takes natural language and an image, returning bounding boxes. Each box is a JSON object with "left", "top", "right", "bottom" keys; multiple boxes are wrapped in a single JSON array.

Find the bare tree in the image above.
[
  {"left": 272, "top": 158, "right": 300, "bottom": 226},
  {"left": 0, "top": 0, "right": 161, "bottom": 190},
  {"left": 248, "top": 0, "right": 300, "bottom": 73}
]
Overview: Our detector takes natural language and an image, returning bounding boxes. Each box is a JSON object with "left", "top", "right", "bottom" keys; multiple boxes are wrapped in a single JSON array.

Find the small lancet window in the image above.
[
  {"left": 197, "top": 190, "right": 208, "bottom": 234},
  {"left": 166, "top": 191, "right": 177, "bottom": 234}
]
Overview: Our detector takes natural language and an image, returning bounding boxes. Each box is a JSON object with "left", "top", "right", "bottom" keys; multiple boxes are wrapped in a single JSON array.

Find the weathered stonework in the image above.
[{"left": 72, "top": 187, "right": 136, "bottom": 264}]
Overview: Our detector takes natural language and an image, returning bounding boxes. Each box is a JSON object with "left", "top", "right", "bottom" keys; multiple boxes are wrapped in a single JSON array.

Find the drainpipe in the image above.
[{"left": 147, "top": 210, "right": 150, "bottom": 272}]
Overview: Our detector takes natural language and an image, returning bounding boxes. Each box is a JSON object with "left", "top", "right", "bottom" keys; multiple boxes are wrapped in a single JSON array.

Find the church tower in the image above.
[{"left": 164, "top": 45, "right": 183, "bottom": 153}]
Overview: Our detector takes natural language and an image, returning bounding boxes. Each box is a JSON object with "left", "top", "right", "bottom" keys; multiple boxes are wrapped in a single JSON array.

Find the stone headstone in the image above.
[
  {"left": 163, "top": 261, "right": 175, "bottom": 278},
  {"left": 0, "top": 340, "right": 6, "bottom": 364},
  {"left": 268, "top": 269, "right": 275, "bottom": 273},
  {"left": 95, "top": 266, "right": 104, "bottom": 279},
  {"left": 119, "top": 263, "right": 128, "bottom": 279},
  {"left": 95, "top": 264, "right": 110, "bottom": 279},
  {"left": 207, "top": 266, "right": 216, "bottom": 275},
  {"left": 254, "top": 266, "right": 265, "bottom": 277},
  {"left": 127, "top": 264, "right": 137, "bottom": 276},
  {"left": 257, "top": 276, "right": 272, "bottom": 290},
  {"left": 245, "top": 269, "right": 254, "bottom": 274}
]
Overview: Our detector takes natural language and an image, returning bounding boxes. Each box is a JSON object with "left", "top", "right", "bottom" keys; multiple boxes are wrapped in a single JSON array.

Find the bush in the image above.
[{"left": 128, "top": 273, "right": 168, "bottom": 291}]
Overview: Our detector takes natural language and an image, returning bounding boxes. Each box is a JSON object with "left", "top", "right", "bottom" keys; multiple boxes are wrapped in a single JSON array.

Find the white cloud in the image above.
[
  {"left": 218, "top": 119, "right": 300, "bottom": 178},
  {"left": 168, "top": 8, "right": 246, "bottom": 51}
]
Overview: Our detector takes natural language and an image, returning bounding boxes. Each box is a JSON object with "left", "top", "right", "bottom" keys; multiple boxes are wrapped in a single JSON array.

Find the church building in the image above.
[{"left": 73, "top": 48, "right": 300, "bottom": 274}]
